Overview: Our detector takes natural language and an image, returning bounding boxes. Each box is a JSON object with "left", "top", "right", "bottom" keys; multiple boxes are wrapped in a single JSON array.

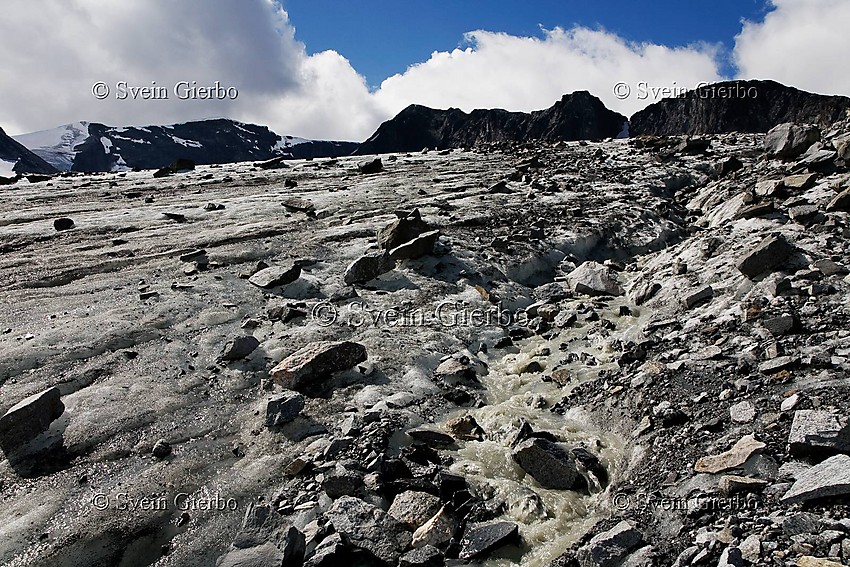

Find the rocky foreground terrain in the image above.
[{"left": 2, "top": 115, "right": 850, "bottom": 567}]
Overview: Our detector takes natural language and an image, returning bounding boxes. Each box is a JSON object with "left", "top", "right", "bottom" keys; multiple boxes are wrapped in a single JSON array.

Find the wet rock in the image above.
[
  {"left": 407, "top": 427, "right": 455, "bottom": 447},
  {"left": 389, "top": 229, "right": 440, "bottom": 260},
  {"left": 781, "top": 454, "right": 850, "bottom": 504},
  {"left": 736, "top": 234, "right": 798, "bottom": 279},
  {"left": 763, "top": 123, "right": 820, "bottom": 159},
  {"left": 458, "top": 520, "right": 520, "bottom": 561},
  {"left": 788, "top": 410, "right": 850, "bottom": 456},
  {"left": 325, "top": 496, "right": 411, "bottom": 564},
  {"left": 388, "top": 491, "right": 442, "bottom": 530},
  {"left": 578, "top": 520, "right": 643, "bottom": 567},
  {"left": 248, "top": 262, "right": 302, "bottom": 289},
  {"left": 53, "top": 218, "right": 74, "bottom": 231},
  {"left": 0, "top": 387, "right": 64, "bottom": 455},
  {"left": 152, "top": 439, "right": 171, "bottom": 459},
  {"left": 265, "top": 391, "right": 305, "bottom": 427},
  {"left": 343, "top": 253, "right": 394, "bottom": 285},
  {"left": 511, "top": 437, "right": 578, "bottom": 489},
  {"left": 220, "top": 336, "right": 260, "bottom": 361},
  {"left": 445, "top": 415, "right": 484, "bottom": 441},
  {"left": 694, "top": 435, "right": 766, "bottom": 474},
  {"left": 399, "top": 545, "right": 443, "bottom": 567},
  {"left": 358, "top": 157, "right": 383, "bottom": 174},
  {"left": 566, "top": 261, "right": 623, "bottom": 297},
  {"left": 270, "top": 341, "right": 368, "bottom": 390}
]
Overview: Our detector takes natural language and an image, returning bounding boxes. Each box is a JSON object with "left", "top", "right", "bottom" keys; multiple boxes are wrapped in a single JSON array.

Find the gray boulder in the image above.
[
  {"left": 578, "top": 521, "right": 643, "bottom": 567},
  {"left": 265, "top": 391, "right": 305, "bottom": 427},
  {"left": 458, "top": 520, "right": 520, "bottom": 560},
  {"left": 511, "top": 437, "right": 578, "bottom": 489},
  {"left": 0, "top": 387, "right": 64, "bottom": 455},
  {"left": 736, "top": 234, "right": 798, "bottom": 279},
  {"left": 389, "top": 229, "right": 440, "bottom": 260},
  {"left": 248, "top": 262, "right": 301, "bottom": 289},
  {"left": 566, "top": 261, "right": 623, "bottom": 297},
  {"left": 325, "top": 496, "right": 411, "bottom": 564},
  {"left": 220, "top": 336, "right": 260, "bottom": 361},
  {"left": 270, "top": 341, "right": 367, "bottom": 390},
  {"left": 388, "top": 491, "right": 443, "bottom": 530},
  {"left": 788, "top": 410, "right": 850, "bottom": 456},
  {"left": 781, "top": 454, "right": 850, "bottom": 504},
  {"left": 343, "top": 253, "right": 394, "bottom": 284},
  {"left": 763, "top": 123, "right": 820, "bottom": 159},
  {"left": 400, "top": 545, "right": 443, "bottom": 567}
]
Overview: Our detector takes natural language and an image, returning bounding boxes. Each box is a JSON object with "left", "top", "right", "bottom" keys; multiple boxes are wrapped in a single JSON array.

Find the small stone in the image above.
[
  {"left": 694, "top": 435, "right": 766, "bottom": 474},
  {"left": 739, "top": 535, "right": 761, "bottom": 563},
  {"left": 220, "top": 336, "right": 260, "bottom": 361},
  {"left": 759, "top": 356, "right": 798, "bottom": 374},
  {"left": 795, "top": 557, "right": 844, "bottom": 567},
  {"left": 399, "top": 545, "right": 443, "bottom": 567},
  {"left": 411, "top": 505, "right": 456, "bottom": 549},
  {"left": 458, "top": 520, "right": 520, "bottom": 561},
  {"left": 446, "top": 415, "right": 485, "bottom": 441},
  {"left": 825, "top": 187, "right": 850, "bottom": 212},
  {"left": 782, "top": 173, "right": 819, "bottom": 190},
  {"left": 716, "top": 547, "right": 746, "bottom": 567},
  {"left": 683, "top": 285, "right": 714, "bottom": 309},
  {"left": 763, "top": 315, "right": 798, "bottom": 335},
  {"left": 730, "top": 401, "right": 756, "bottom": 423},
  {"left": 53, "top": 218, "right": 74, "bottom": 231},
  {"left": 389, "top": 230, "right": 441, "bottom": 260},
  {"left": 248, "top": 262, "right": 301, "bottom": 289},
  {"left": 152, "top": 439, "right": 171, "bottom": 459},
  {"left": 781, "top": 393, "right": 800, "bottom": 412},
  {"left": 265, "top": 391, "right": 305, "bottom": 427},
  {"left": 718, "top": 475, "right": 768, "bottom": 496}
]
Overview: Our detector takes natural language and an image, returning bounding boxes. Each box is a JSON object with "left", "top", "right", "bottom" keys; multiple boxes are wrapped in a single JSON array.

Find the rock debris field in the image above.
[{"left": 2, "top": 120, "right": 850, "bottom": 567}]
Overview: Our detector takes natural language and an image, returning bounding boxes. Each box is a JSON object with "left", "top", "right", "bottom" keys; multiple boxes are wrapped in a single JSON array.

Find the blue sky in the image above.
[{"left": 284, "top": 0, "right": 773, "bottom": 88}]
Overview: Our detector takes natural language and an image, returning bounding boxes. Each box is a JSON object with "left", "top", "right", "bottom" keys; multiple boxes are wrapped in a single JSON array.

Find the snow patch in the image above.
[
  {"left": 101, "top": 137, "right": 113, "bottom": 154},
  {"left": 616, "top": 121, "right": 630, "bottom": 139},
  {"left": 171, "top": 136, "right": 203, "bottom": 148},
  {"left": 0, "top": 159, "right": 17, "bottom": 178},
  {"left": 274, "top": 135, "right": 309, "bottom": 152}
]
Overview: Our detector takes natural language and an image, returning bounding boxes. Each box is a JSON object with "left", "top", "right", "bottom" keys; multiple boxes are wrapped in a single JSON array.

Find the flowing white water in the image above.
[{"left": 439, "top": 294, "right": 650, "bottom": 566}]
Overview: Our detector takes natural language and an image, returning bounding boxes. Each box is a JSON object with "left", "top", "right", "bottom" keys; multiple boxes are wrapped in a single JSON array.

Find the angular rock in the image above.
[
  {"left": 304, "top": 533, "right": 344, "bottom": 567},
  {"left": 782, "top": 173, "right": 818, "bottom": 190},
  {"left": 325, "top": 496, "right": 411, "bottom": 564},
  {"left": 343, "top": 253, "right": 394, "bottom": 285},
  {"left": 281, "top": 196, "right": 315, "bottom": 213},
  {"left": 736, "top": 234, "right": 798, "bottom": 279},
  {"left": 729, "top": 401, "right": 756, "bottom": 423},
  {"left": 789, "top": 205, "right": 825, "bottom": 227},
  {"left": 511, "top": 437, "right": 578, "bottom": 489},
  {"left": 270, "top": 341, "right": 368, "bottom": 390},
  {"left": 718, "top": 475, "right": 768, "bottom": 496},
  {"left": 759, "top": 356, "right": 798, "bottom": 374},
  {"left": 781, "top": 454, "right": 850, "bottom": 504},
  {"left": 566, "top": 261, "right": 623, "bottom": 297},
  {"left": 399, "top": 545, "right": 443, "bottom": 567},
  {"left": 694, "top": 435, "right": 766, "bottom": 474},
  {"left": 377, "top": 209, "right": 431, "bottom": 251},
  {"left": 265, "top": 390, "right": 305, "bottom": 427},
  {"left": 358, "top": 157, "right": 383, "bottom": 174},
  {"left": 446, "top": 415, "right": 484, "bottom": 441},
  {"left": 411, "top": 505, "right": 456, "bottom": 549},
  {"left": 389, "top": 229, "right": 440, "bottom": 260},
  {"left": 458, "top": 520, "right": 520, "bottom": 561},
  {"left": 796, "top": 557, "right": 844, "bottom": 567},
  {"left": 0, "top": 387, "right": 64, "bottom": 454},
  {"left": 825, "top": 187, "right": 850, "bottom": 212},
  {"left": 248, "top": 262, "right": 301, "bottom": 289},
  {"left": 763, "top": 123, "right": 820, "bottom": 159},
  {"left": 321, "top": 464, "right": 363, "bottom": 499},
  {"left": 763, "top": 314, "right": 798, "bottom": 336},
  {"left": 152, "top": 439, "right": 172, "bottom": 459},
  {"left": 683, "top": 285, "right": 714, "bottom": 309},
  {"left": 578, "top": 521, "right": 642, "bottom": 567},
  {"left": 788, "top": 410, "right": 850, "bottom": 456},
  {"left": 717, "top": 547, "right": 746, "bottom": 567},
  {"left": 388, "top": 491, "right": 442, "bottom": 530},
  {"left": 220, "top": 336, "right": 260, "bottom": 361}
]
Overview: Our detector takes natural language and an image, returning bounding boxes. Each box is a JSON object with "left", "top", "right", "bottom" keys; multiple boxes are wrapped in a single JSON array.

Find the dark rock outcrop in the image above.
[
  {"left": 354, "top": 91, "right": 626, "bottom": 155},
  {"left": 0, "top": 126, "right": 57, "bottom": 175},
  {"left": 630, "top": 80, "right": 850, "bottom": 136}
]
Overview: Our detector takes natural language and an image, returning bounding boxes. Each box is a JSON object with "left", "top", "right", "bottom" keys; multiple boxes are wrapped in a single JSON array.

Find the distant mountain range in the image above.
[
  {"left": 13, "top": 119, "right": 359, "bottom": 173},
  {"left": 4, "top": 80, "right": 849, "bottom": 177}
]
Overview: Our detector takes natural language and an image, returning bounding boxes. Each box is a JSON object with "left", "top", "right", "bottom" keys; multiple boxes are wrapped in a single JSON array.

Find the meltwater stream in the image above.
[{"left": 433, "top": 294, "right": 650, "bottom": 566}]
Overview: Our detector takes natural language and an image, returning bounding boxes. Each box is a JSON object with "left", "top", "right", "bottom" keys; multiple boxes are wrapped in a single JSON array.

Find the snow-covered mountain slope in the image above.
[
  {"left": 0, "top": 126, "right": 58, "bottom": 175},
  {"left": 14, "top": 119, "right": 359, "bottom": 173}
]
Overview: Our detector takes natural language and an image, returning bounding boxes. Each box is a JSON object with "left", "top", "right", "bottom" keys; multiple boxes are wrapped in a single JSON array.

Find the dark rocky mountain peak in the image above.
[
  {"left": 629, "top": 79, "right": 850, "bottom": 136},
  {"left": 0, "top": 126, "right": 58, "bottom": 176}
]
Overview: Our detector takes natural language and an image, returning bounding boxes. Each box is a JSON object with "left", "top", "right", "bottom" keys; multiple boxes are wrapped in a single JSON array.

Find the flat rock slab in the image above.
[
  {"left": 407, "top": 427, "right": 456, "bottom": 447},
  {"left": 736, "top": 234, "right": 798, "bottom": 279},
  {"left": 270, "top": 341, "right": 367, "bottom": 390},
  {"left": 694, "top": 435, "right": 766, "bottom": 474},
  {"left": 325, "top": 496, "right": 411, "bottom": 564},
  {"left": 781, "top": 454, "right": 850, "bottom": 504},
  {"left": 458, "top": 520, "right": 520, "bottom": 560},
  {"left": 511, "top": 437, "right": 578, "bottom": 489},
  {"left": 789, "top": 410, "right": 850, "bottom": 456},
  {"left": 248, "top": 262, "right": 301, "bottom": 289},
  {"left": 0, "top": 387, "right": 64, "bottom": 454}
]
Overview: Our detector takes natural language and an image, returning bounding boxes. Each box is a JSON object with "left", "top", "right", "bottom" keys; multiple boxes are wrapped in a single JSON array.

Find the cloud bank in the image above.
[{"left": 0, "top": 0, "right": 847, "bottom": 142}]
